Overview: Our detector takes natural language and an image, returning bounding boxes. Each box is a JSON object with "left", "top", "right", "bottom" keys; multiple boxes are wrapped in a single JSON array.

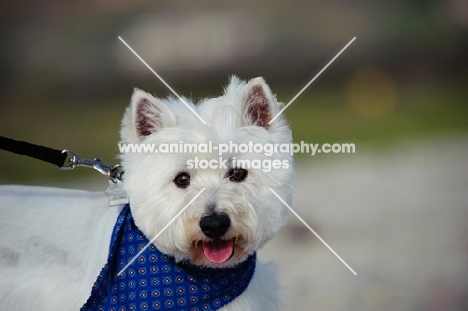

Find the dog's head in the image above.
[{"left": 120, "top": 76, "right": 295, "bottom": 268}]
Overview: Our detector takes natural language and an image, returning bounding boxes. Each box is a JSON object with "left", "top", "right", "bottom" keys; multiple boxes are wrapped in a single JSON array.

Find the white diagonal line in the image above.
[
  {"left": 118, "top": 36, "right": 207, "bottom": 125},
  {"left": 269, "top": 188, "right": 357, "bottom": 275},
  {"left": 269, "top": 37, "right": 356, "bottom": 124},
  {"left": 117, "top": 188, "right": 206, "bottom": 276}
]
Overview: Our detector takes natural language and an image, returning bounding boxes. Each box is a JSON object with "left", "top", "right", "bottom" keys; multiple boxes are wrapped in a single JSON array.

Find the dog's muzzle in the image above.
[{"left": 199, "top": 213, "right": 235, "bottom": 264}]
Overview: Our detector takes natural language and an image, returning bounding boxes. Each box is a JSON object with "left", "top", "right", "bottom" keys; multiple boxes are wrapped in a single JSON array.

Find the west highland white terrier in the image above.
[{"left": 0, "top": 76, "right": 295, "bottom": 311}]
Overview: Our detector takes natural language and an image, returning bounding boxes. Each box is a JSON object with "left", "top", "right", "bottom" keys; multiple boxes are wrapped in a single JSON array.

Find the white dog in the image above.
[{"left": 0, "top": 76, "right": 295, "bottom": 311}]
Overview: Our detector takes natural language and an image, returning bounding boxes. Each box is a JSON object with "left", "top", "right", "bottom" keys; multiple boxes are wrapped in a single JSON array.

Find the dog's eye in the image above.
[
  {"left": 227, "top": 168, "right": 248, "bottom": 182},
  {"left": 174, "top": 172, "right": 190, "bottom": 188}
]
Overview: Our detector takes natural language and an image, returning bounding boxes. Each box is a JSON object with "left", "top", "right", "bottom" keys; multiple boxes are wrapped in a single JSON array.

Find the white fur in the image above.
[
  {"left": 0, "top": 186, "right": 121, "bottom": 310},
  {"left": 0, "top": 77, "right": 295, "bottom": 310}
]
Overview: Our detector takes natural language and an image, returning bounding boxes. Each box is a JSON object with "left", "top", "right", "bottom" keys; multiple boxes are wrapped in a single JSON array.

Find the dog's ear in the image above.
[
  {"left": 123, "top": 88, "right": 177, "bottom": 141},
  {"left": 241, "top": 77, "right": 280, "bottom": 129}
]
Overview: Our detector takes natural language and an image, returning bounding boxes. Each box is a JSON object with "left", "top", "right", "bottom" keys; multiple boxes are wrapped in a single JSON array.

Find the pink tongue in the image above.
[{"left": 203, "top": 240, "right": 234, "bottom": 264}]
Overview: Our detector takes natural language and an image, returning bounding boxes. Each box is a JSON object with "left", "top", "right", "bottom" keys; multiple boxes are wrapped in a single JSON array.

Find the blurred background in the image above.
[{"left": 1, "top": 0, "right": 467, "bottom": 310}]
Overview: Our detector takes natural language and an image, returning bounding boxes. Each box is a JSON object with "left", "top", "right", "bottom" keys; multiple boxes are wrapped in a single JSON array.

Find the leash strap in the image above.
[
  {"left": 0, "top": 135, "right": 67, "bottom": 167},
  {"left": 0, "top": 135, "right": 122, "bottom": 182}
]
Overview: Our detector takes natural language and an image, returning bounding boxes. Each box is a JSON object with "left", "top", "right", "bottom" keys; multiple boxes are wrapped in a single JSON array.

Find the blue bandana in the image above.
[{"left": 81, "top": 205, "right": 256, "bottom": 311}]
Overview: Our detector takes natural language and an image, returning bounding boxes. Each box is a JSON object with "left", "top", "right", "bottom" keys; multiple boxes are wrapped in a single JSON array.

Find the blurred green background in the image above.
[
  {"left": 1, "top": 2, "right": 468, "bottom": 310},
  {"left": 1, "top": 0, "right": 466, "bottom": 184}
]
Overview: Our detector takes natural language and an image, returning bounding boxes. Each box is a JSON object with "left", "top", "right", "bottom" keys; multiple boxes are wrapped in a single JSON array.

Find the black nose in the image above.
[{"left": 199, "top": 213, "right": 231, "bottom": 240}]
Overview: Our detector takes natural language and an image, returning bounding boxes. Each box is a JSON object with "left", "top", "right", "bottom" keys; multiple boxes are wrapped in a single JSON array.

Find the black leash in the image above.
[
  {"left": 0, "top": 136, "right": 67, "bottom": 167},
  {"left": 0, "top": 135, "right": 122, "bottom": 182}
]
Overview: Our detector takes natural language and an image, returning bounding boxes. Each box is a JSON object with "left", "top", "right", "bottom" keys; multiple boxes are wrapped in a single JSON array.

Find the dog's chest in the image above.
[{"left": 82, "top": 204, "right": 256, "bottom": 311}]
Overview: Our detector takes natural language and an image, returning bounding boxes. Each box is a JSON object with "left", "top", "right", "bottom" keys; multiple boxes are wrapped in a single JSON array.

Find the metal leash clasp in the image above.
[{"left": 59, "top": 149, "right": 122, "bottom": 183}]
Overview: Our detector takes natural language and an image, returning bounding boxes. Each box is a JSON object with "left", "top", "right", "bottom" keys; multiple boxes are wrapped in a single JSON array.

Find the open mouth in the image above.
[{"left": 203, "top": 239, "right": 235, "bottom": 264}]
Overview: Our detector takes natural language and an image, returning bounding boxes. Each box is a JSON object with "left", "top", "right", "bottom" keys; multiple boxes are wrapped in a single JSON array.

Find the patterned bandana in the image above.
[{"left": 81, "top": 205, "right": 256, "bottom": 311}]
